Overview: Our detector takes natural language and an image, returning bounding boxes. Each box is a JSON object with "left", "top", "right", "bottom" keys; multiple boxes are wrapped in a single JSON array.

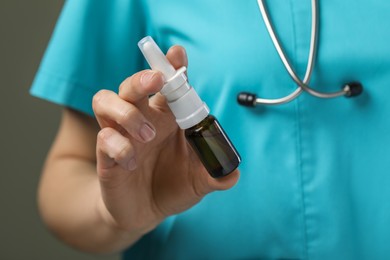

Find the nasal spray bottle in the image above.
[{"left": 138, "top": 36, "right": 241, "bottom": 178}]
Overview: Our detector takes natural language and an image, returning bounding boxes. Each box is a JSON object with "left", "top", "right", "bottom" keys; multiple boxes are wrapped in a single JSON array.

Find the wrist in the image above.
[{"left": 95, "top": 196, "right": 163, "bottom": 247}]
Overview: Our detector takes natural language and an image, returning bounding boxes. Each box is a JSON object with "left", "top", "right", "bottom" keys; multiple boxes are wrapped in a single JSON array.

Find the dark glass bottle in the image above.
[
  {"left": 138, "top": 36, "right": 241, "bottom": 178},
  {"left": 185, "top": 115, "right": 241, "bottom": 178}
]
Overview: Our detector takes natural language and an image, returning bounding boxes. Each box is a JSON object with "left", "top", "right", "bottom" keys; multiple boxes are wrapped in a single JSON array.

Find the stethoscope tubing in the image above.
[{"left": 255, "top": 0, "right": 351, "bottom": 105}]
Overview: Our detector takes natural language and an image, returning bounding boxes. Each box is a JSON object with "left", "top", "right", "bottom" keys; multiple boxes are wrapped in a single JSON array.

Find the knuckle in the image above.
[
  {"left": 117, "top": 105, "right": 137, "bottom": 126},
  {"left": 116, "top": 141, "right": 134, "bottom": 163},
  {"left": 118, "top": 76, "right": 134, "bottom": 95},
  {"left": 93, "top": 90, "right": 110, "bottom": 111},
  {"left": 97, "top": 128, "right": 113, "bottom": 146},
  {"left": 97, "top": 128, "right": 134, "bottom": 163}
]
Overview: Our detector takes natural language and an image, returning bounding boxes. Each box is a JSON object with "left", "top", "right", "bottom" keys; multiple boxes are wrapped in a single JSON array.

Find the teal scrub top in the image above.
[{"left": 31, "top": 0, "right": 390, "bottom": 259}]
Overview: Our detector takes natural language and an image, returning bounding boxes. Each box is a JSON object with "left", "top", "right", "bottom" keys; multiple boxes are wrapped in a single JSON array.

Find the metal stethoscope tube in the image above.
[{"left": 237, "top": 0, "right": 363, "bottom": 107}]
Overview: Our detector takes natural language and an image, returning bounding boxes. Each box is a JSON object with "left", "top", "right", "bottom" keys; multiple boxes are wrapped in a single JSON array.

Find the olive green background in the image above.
[{"left": 0, "top": 1, "right": 119, "bottom": 259}]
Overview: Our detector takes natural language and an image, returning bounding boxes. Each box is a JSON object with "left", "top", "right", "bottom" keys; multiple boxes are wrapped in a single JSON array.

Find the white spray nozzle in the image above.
[
  {"left": 138, "top": 36, "right": 210, "bottom": 129},
  {"left": 138, "top": 36, "right": 177, "bottom": 81}
]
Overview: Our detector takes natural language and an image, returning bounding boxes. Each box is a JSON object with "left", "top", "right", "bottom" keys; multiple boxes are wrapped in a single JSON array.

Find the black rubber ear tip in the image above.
[
  {"left": 344, "top": 82, "right": 363, "bottom": 97},
  {"left": 237, "top": 92, "right": 257, "bottom": 107}
]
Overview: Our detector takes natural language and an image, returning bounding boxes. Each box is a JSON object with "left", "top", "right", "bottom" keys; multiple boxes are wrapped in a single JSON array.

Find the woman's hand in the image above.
[{"left": 92, "top": 45, "right": 240, "bottom": 238}]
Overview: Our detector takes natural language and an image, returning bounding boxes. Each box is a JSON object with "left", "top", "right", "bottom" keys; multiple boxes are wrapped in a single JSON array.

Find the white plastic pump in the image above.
[{"left": 138, "top": 36, "right": 209, "bottom": 129}]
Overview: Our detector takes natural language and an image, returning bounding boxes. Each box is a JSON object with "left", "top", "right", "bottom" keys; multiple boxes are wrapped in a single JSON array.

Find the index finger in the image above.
[
  {"left": 118, "top": 69, "right": 164, "bottom": 108},
  {"left": 118, "top": 45, "right": 188, "bottom": 108}
]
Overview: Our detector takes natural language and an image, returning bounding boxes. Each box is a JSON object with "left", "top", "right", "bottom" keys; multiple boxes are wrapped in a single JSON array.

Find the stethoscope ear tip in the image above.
[
  {"left": 237, "top": 92, "right": 257, "bottom": 107},
  {"left": 344, "top": 82, "right": 364, "bottom": 98}
]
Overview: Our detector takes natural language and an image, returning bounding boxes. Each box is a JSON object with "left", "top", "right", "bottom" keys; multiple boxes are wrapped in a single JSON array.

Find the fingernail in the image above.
[
  {"left": 140, "top": 71, "right": 156, "bottom": 87},
  {"left": 127, "top": 158, "right": 137, "bottom": 171},
  {"left": 139, "top": 123, "right": 156, "bottom": 142}
]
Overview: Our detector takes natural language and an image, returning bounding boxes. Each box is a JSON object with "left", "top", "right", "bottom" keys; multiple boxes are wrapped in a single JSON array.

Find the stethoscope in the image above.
[{"left": 237, "top": 0, "right": 363, "bottom": 107}]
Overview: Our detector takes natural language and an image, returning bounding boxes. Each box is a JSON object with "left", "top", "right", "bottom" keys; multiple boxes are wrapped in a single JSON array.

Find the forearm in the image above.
[{"left": 38, "top": 155, "right": 146, "bottom": 253}]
